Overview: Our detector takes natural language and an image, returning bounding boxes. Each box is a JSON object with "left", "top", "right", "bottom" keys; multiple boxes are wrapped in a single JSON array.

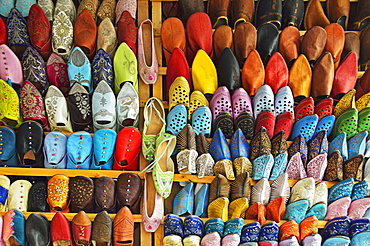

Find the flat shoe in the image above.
[
  {"left": 234, "top": 112, "right": 255, "bottom": 140},
  {"left": 250, "top": 177, "right": 270, "bottom": 206},
  {"left": 208, "top": 197, "right": 229, "bottom": 222},
  {"left": 323, "top": 216, "right": 351, "bottom": 240},
  {"left": 21, "top": 46, "right": 49, "bottom": 95},
  {"left": 114, "top": 42, "right": 138, "bottom": 94},
  {"left": 325, "top": 197, "right": 351, "bottom": 220},
  {"left": 209, "top": 128, "right": 232, "bottom": 162},
  {"left": 74, "top": 9, "right": 97, "bottom": 60},
  {"left": 314, "top": 97, "right": 334, "bottom": 120},
  {"left": 285, "top": 152, "right": 307, "bottom": 180},
  {"left": 254, "top": 111, "right": 275, "bottom": 139},
  {"left": 169, "top": 76, "right": 190, "bottom": 110},
  {"left": 192, "top": 49, "right": 217, "bottom": 96},
  {"left": 46, "top": 52, "right": 70, "bottom": 95},
  {"left": 188, "top": 90, "right": 209, "bottom": 120},
  {"left": 97, "top": 18, "right": 117, "bottom": 59},
  {"left": 184, "top": 216, "right": 204, "bottom": 238},
  {"left": 273, "top": 112, "right": 294, "bottom": 140},
  {"left": 289, "top": 177, "right": 315, "bottom": 206},
  {"left": 250, "top": 127, "right": 271, "bottom": 161},
  {"left": 331, "top": 108, "right": 358, "bottom": 139},
  {"left": 333, "top": 89, "right": 356, "bottom": 117},
  {"left": 113, "top": 127, "right": 141, "bottom": 171},
  {"left": 265, "top": 52, "right": 289, "bottom": 94},
  {"left": 269, "top": 152, "right": 288, "bottom": 180}
]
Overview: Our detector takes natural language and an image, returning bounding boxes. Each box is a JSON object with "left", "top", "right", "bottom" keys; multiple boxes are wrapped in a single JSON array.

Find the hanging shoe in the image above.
[
  {"left": 142, "top": 97, "right": 166, "bottom": 162},
  {"left": 137, "top": 19, "right": 158, "bottom": 85}
]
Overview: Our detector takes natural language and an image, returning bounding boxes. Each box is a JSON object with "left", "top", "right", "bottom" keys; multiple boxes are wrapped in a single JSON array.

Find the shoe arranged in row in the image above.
[
  {"left": 0, "top": 74, "right": 140, "bottom": 132},
  {"left": 0, "top": 208, "right": 135, "bottom": 245},
  {"left": 0, "top": 123, "right": 141, "bottom": 170},
  {"left": 0, "top": 173, "right": 144, "bottom": 214}
]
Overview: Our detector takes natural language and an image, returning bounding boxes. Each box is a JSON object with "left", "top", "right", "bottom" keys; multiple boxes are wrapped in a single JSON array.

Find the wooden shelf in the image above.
[
  {"left": 0, "top": 211, "right": 329, "bottom": 228},
  {"left": 0, "top": 166, "right": 359, "bottom": 188}
]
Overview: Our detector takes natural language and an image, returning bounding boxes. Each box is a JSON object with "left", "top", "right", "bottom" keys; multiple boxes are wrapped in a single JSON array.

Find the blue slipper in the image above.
[
  {"left": 290, "top": 114, "right": 318, "bottom": 141},
  {"left": 322, "top": 236, "right": 350, "bottom": 246},
  {"left": 205, "top": 218, "right": 224, "bottom": 236},
  {"left": 323, "top": 216, "right": 351, "bottom": 240},
  {"left": 252, "top": 154, "right": 274, "bottom": 180},
  {"left": 315, "top": 115, "right": 336, "bottom": 136},
  {"left": 166, "top": 104, "right": 188, "bottom": 136},
  {"left": 349, "top": 218, "right": 370, "bottom": 238},
  {"left": 209, "top": 128, "right": 232, "bottom": 162},
  {"left": 173, "top": 182, "right": 194, "bottom": 216},
  {"left": 307, "top": 131, "right": 328, "bottom": 163},
  {"left": 164, "top": 214, "right": 184, "bottom": 237},
  {"left": 284, "top": 200, "right": 310, "bottom": 223},
  {"left": 329, "top": 132, "right": 348, "bottom": 161},
  {"left": 306, "top": 202, "right": 327, "bottom": 220},
  {"left": 259, "top": 222, "right": 279, "bottom": 242},
  {"left": 328, "top": 178, "right": 354, "bottom": 204},
  {"left": 192, "top": 105, "right": 212, "bottom": 137},
  {"left": 351, "top": 180, "right": 368, "bottom": 201},
  {"left": 240, "top": 222, "right": 260, "bottom": 244},
  {"left": 351, "top": 231, "right": 370, "bottom": 246},
  {"left": 183, "top": 215, "right": 204, "bottom": 238},
  {"left": 269, "top": 152, "right": 288, "bottom": 180},
  {"left": 348, "top": 131, "right": 368, "bottom": 159},
  {"left": 230, "top": 128, "right": 250, "bottom": 160},
  {"left": 223, "top": 218, "right": 244, "bottom": 237},
  {"left": 194, "top": 183, "right": 209, "bottom": 218}
]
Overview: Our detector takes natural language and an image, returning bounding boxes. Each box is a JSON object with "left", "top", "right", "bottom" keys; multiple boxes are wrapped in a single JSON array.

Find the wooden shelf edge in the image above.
[
  {"left": 0, "top": 167, "right": 363, "bottom": 187},
  {"left": 0, "top": 211, "right": 328, "bottom": 228}
]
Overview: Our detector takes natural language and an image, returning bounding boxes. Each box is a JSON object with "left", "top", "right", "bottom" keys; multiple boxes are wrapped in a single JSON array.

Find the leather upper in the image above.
[
  {"left": 69, "top": 176, "right": 94, "bottom": 213},
  {"left": 16, "top": 121, "right": 44, "bottom": 167},
  {"left": 94, "top": 176, "right": 116, "bottom": 212},
  {"left": 0, "top": 126, "right": 18, "bottom": 167},
  {"left": 116, "top": 172, "right": 142, "bottom": 208},
  {"left": 28, "top": 181, "right": 49, "bottom": 212}
]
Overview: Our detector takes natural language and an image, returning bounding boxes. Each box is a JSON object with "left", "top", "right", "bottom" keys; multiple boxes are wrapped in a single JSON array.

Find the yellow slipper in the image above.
[
  {"left": 208, "top": 197, "right": 229, "bottom": 222},
  {"left": 169, "top": 76, "right": 190, "bottom": 110},
  {"left": 0, "top": 79, "right": 22, "bottom": 128},
  {"left": 229, "top": 197, "right": 249, "bottom": 219},
  {"left": 188, "top": 90, "right": 209, "bottom": 120},
  {"left": 192, "top": 49, "right": 218, "bottom": 96},
  {"left": 355, "top": 92, "right": 370, "bottom": 112},
  {"left": 334, "top": 89, "right": 356, "bottom": 117}
]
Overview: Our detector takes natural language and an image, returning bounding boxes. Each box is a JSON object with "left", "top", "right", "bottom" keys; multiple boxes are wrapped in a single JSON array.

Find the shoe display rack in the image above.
[
  {"left": 1, "top": 0, "right": 370, "bottom": 245},
  {"left": 147, "top": 0, "right": 370, "bottom": 245}
]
